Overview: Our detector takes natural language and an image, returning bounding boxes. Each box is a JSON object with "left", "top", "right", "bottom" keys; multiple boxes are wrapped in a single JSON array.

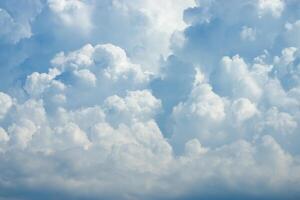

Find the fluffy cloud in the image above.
[
  {"left": 170, "top": 70, "right": 226, "bottom": 147},
  {"left": 217, "top": 55, "right": 262, "bottom": 101},
  {"left": 24, "top": 43, "right": 150, "bottom": 110},
  {"left": 231, "top": 98, "right": 258, "bottom": 122},
  {"left": 48, "top": 0, "right": 93, "bottom": 33},
  {"left": 104, "top": 90, "right": 161, "bottom": 125},
  {"left": 1, "top": 0, "right": 300, "bottom": 199},
  {"left": 0, "top": 92, "right": 13, "bottom": 120},
  {"left": 0, "top": 0, "right": 194, "bottom": 92},
  {"left": 257, "top": 0, "right": 285, "bottom": 18},
  {"left": 43, "top": 0, "right": 196, "bottom": 72},
  {"left": 240, "top": 26, "right": 257, "bottom": 41}
]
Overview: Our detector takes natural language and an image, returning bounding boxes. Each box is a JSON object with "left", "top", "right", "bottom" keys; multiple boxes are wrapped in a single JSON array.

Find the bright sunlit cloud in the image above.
[{"left": 0, "top": 0, "right": 300, "bottom": 199}]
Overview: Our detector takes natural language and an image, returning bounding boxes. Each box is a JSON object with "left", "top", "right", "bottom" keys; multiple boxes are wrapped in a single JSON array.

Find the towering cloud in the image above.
[{"left": 0, "top": 0, "right": 300, "bottom": 199}]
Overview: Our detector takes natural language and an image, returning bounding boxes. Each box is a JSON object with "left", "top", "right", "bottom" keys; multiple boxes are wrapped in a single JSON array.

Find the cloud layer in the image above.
[{"left": 0, "top": 0, "right": 300, "bottom": 199}]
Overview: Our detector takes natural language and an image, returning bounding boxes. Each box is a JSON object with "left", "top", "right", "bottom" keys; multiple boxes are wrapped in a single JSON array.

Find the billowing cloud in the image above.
[
  {"left": 0, "top": 0, "right": 300, "bottom": 199},
  {"left": 48, "top": 0, "right": 93, "bottom": 33},
  {"left": 0, "top": 92, "right": 13, "bottom": 120}
]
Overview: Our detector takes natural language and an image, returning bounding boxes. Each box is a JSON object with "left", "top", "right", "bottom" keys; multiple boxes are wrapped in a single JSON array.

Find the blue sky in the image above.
[{"left": 0, "top": 0, "right": 300, "bottom": 199}]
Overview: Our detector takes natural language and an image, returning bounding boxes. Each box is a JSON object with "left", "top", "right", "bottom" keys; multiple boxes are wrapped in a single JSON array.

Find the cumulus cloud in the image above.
[
  {"left": 0, "top": 0, "right": 194, "bottom": 92},
  {"left": 171, "top": 70, "right": 226, "bottom": 149},
  {"left": 240, "top": 26, "right": 256, "bottom": 41},
  {"left": 231, "top": 98, "right": 258, "bottom": 122},
  {"left": 217, "top": 55, "right": 262, "bottom": 101},
  {"left": 48, "top": 0, "right": 93, "bottom": 33},
  {"left": 0, "top": 92, "right": 13, "bottom": 120},
  {"left": 257, "top": 0, "right": 285, "bottom": 18},
  {"left": 0, "top": 0, "right": 300, "bottom": 199}
]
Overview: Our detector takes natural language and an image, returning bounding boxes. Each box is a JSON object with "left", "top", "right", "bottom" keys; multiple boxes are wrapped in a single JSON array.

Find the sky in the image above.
[{"left": 0, "top": 0, "right": 300, "bottom": 199}]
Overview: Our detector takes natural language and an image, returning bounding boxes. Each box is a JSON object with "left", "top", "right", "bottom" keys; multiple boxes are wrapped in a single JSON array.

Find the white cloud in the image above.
[
  {"left": 285, "top": 20, "right": 300, "bottom": 47},
  {"left": 106, "top": 0, "right": 196, "bottom": 65},
  {"left": 0, "top": 92, "right": 13, "bottom": 120},
  {"left": 0, "top": 127, "right": 9, "bottom": 151},
  {"left": 24, "top": 43, "right": 150, "bottom": 109},
  {"left": 48, "top": 0, "right": 92, "bottom": 33},
  {"left": 24, "top": 68, "right": 64, "bottom": 98},
  {"left": 0, "top": 0, "right": 42, "bottom": 43},
  {"left": 54, "top": 122, "right": 91, "bottom": 150},
  {"left": 73, "top": 69, "right": 97, "bottom": 87},
  {"left": 263, "top": 78, "right": 299, "bottom": 108},
  {"left": 52, "top": 43, "right": 149, "bottom": 84},
  {"left": 258, "top": 107, "right": 298, "bottom": 135},
  {"left": 240, "top": 26, "right": 256, "bottom": 41},
  {"left": 171, "top": 70, "right": 226, "bottom": 149},
  {"left": 218, "top": 55, "right": 262, "bottom": 101},
  {"left": 257, "top": 0, "right": 285, "bottom": 18},
  {"left": 274, "top": 47, "right": 297, "bottom": 66},
  {"left": 173, "top": 82, "right": 225, "bottom": 122},
  {"left": 104, "top": 90, "right": 161, "bottom": 125},
  {"left": 184, "top": 138, "right": 208, "bottom": 157},
  {"left": 44, "top": 0, "right": 196, "bottom": 71},
  {"left": 8, "top": 118, "right": 37, "bottom": 149},
  {"left": 0, "top": 8, "right": 32, "bottom": 44},
  {"left": 1, "top": 0, "right": 300, "bottom": 199},
  {"left": 231, "top": 98, "right": 258, "bottom": 122}
]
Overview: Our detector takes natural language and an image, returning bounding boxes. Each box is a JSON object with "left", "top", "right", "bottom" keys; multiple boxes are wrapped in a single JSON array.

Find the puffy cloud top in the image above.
[{"left": 0, "top": 0, "right": 300, "bottom": 199}]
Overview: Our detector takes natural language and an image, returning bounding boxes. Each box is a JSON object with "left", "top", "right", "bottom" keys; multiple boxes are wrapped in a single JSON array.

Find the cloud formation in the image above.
[{"left": 0, "top": 0, "right": 300, "bottom": 199}]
